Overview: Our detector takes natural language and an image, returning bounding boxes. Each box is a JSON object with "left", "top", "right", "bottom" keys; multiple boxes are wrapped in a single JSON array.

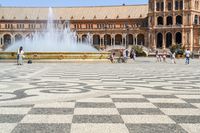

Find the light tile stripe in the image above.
[
  {"left": 160, "top": 109, "right": 200, "bottom": 116},
  {"left": 34, "top": 102, "right": 75, "bottom": 108},
  {"left": 110, "top": 95, "right": 144, "bottom": 98},
  {"left": 0, "top": 108, "right": 31, "bottom": 114},
  {"left": 121, "top": 115, "right": 175, "bottom": 124},
  {"left": 176, "top": 95, "right": 200, "bottom": 99},
  {"left": 147, "top": 98, "right": 186, "bottom": 103},
  {"left": 20, "top": 115, "right": 72, "bottom": 123},
  {"left": 74, "top": 108, "right": 119, "bottom": 115},
  {"left": 77, "top": 98, "right": 112, "bottom": 103},
  {"left": 115, "top": 103, "right": 157, "bottom": 108},
  {"left": 71, "top": 124, "right": 129, "bottom": 133}
]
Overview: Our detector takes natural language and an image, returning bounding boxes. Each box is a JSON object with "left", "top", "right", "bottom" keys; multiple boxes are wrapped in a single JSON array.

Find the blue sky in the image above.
[{"left": 0, "top": 0, "right": 148, "bottom": 7}]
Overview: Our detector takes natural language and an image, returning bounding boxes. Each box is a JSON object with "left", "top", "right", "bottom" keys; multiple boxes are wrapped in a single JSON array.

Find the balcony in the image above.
[{"left": 154, "top": 24, "right": 182, "bottom": 29}]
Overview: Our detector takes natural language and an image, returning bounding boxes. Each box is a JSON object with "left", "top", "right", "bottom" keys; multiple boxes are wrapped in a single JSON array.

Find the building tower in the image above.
[{"left": 148, "top": 0, "right": 200, "bottom": 51}]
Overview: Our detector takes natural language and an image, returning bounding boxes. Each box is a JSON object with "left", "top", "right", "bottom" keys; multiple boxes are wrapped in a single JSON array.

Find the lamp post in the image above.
[
  {"left": 104, "top": 25, "right": 108, "bottom": 49},
  {"left": 125, "top": 23, "right": 129, "bottom": 49}
]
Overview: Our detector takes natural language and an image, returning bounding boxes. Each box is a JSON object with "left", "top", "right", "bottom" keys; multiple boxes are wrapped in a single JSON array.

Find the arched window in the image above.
[
  {"left": 161, "top": 2, "right": 164, "bottom": 11},
  {"left": 157, "top": 16, "right": 163, "bottom": 25},
  {"left": 176, "top": 32, "right": 182, "bottom": 44},
  {"left": 26, "top": 34, "right": 33, "bottom": 40},
  {"left": 175, "top": 1, "right": 179, "bottom": 10},
  {"left": 168, "top": 2, "right": 172, "bottom": 11},
  {"left": 166, "top": 32, "right": 172, "bottom": 48},
  {"left": 115, "top": 34, "right": 122, "bottom": 45},
  {"left": 176, "top": 15, "right": 182, "bottom": 25},
  {"left": 82, "top": 34, "right": 88, "bottom": 43},
  {"left": 15, "top": 34, "right": 23, "bottom": 42},
  {"left": 127, "top": 34, "right": 133, "bottom": 45},
  {"left": 93, "top": 34, "right": 100, "bottom": 45},
  {"left": 156, "top": 2, "right": 160, "bottom": 11},
  {"left": 157, "top": 33, "right": 163, "bottom": 48},
  {"left": 180, "top": 1, "right": 183, "bottom": 10},
  {"left": 104, "top": 34, "right": 111, "bottom": 45},
  {"left": 3, "top": 34, "right": 12, "bottom": 47},
  {"left": 194, "top": 15, "right": 199, "bottom": 24},
  {"left": 137, "top": 34, "right": 145, "bottom": 45},
  {"left": 167, "top": 16, "right": 173, "bottom": 25}
]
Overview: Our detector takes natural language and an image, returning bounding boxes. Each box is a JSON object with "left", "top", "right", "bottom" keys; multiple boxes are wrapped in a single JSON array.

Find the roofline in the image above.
[{"left": 0, "top": 4, "right": 148, "bottom": 9}]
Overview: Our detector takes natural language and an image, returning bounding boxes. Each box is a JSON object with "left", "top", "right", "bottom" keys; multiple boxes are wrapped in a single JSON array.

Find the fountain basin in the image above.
[{"left": 0, "top": 52, "right": 110, "bottom": 60}]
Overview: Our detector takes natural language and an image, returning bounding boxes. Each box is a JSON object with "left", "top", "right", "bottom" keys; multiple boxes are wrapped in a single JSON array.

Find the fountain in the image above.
[{"left": 0, "top": 7, "right": 109, "bottom": 60}]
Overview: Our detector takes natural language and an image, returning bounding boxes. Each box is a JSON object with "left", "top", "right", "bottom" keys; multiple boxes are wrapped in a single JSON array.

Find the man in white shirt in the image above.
[{"left": 185, "top": 49, "right": 191, "bottom": 64}]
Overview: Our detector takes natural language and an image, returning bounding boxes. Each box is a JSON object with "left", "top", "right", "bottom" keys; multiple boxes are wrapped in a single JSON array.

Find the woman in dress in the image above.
[{"left": 17, "top": 46, "right": 25, "bottom": 65}]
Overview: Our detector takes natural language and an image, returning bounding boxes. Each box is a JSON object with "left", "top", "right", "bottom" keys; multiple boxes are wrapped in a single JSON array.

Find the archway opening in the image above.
[
  {"left": 175, "top": 32, "right": 182, "bottom": 45},
  {"left": 157, "top": 16, "right": 163, "bottom": 25},
  {"left": 104, "top": 34, "right": 111, "bottom": 45},
  {"left": 167, "top": 16, "right": 173, "bottom": 25},
  {"left": 3, "top": 34, "right": 12, "bottom": 48},
  {"left": 26, "top": 34, "right": 33, "bottom": 40},
  {"left": 127, "top": 34, "right": 133, "bottom": 45},
  {"left": 15, "top": 34, "right": 23, "bottom": 42},
  {"left": 157, "top": 33, "right": 163, "bottom": 48},
  {"left": 166, "top": 32, "right": 172, "bottom": 48},
  {"left": 93, "top": 34, "right": 100, "bottom": 45},
  {"left": 137, "top": 34, "right": 145, "bottom": 45},
  {"left": 115, "top": 34, "right": 122, "bottom": 45},
  {"left": 176, "top": 15, "right": 182, "bottom": 25},
  {"left": 82, "top": 34, "right": 88, "bottom": 43},
  {"left": 194, "top": 15, "right": 199, "bottom": 24}
]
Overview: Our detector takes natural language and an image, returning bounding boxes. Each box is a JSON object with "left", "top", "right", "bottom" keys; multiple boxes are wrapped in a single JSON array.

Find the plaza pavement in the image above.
[{"left": 0, "top": 58, "right": 200, "bottom": 133}]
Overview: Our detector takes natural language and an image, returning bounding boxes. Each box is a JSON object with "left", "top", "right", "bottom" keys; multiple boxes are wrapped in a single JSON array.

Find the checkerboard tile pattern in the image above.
[{"left": 1, "top": 93, "right": 200, "bottom": 133}]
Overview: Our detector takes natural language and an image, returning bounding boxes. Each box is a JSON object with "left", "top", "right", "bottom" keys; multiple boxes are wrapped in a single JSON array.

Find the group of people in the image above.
[
  {"left": 109, "top": 48, "right": 136, "bottom": 63},
  {"left": 155, "top": 49, "right": 195, "bottom": 65},
  {"left": 155, "top": 50, "right": 167, "bottom": 63}
]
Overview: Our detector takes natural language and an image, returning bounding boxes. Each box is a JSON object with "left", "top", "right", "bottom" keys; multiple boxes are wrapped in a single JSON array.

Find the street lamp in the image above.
[
  {"left": 125, "top": 23, "right": 129, "bottom": 48},
  {"left": 104, "top": 24, "right": 108, "bottom": 49}
]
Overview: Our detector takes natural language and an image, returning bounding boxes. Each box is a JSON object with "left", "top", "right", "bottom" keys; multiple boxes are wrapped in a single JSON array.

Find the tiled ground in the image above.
[{"left": 0, "top": 58, "right": 200, "bottom": 133}]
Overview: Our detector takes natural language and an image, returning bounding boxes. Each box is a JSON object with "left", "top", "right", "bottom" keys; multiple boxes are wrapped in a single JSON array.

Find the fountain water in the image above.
[{"left": 5, "top": 7, "right": 97, "bottom": 52}]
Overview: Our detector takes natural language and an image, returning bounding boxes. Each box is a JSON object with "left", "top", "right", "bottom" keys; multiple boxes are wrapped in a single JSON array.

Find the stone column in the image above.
[
  {"left": 172, "top": 32, "right": 175, "bottom": 45},
  {"left": 135, "top": 34, "right": 138, "bottom": 45},
  {"left": 113, "top": 36, "right": 115, "bottom": 48},
  {"left": 124, "top": 37, "right": 127, "bottom": 48},
  {"left": 173, "top": 15, "right": 176, "bottom": 26},
  {"left": 153, "top": 31, "right": 156, "bottom": 49}
]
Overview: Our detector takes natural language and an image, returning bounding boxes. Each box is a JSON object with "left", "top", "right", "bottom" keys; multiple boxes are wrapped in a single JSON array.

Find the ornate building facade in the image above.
[
  {"left": 148, "top": 0, "right": 200, "bottom": 51},
  {"left": 0, "top": 0, "right": 200, "bottom": 51}
]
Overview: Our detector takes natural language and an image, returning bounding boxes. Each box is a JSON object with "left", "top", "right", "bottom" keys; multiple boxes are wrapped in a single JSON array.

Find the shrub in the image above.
[
  {"left": 170, "top": 44, "right": 185, "bottom": 56},
  {"left": 132, "top": 45, "right": 147, "bottom": 57}
]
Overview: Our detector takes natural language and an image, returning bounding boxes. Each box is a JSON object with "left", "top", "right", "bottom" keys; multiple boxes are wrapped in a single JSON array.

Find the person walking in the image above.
[
  {"left": 17, "top": 46, "right": 25, "bottom": 65},
  {"left": 130, "top": 48, "right": 136, "bottom": 61},
  {"left": 185, "top": 49, "right": 191, "bottom": 64},
  {"left": 156, "top": 50, "right": 160, "bottom": 62},
  {"left": 171, "top": 52, "right": 176, "bottom": 64},
  {"left": 123, "top": 49, "right": 129, "bottom": 63},
  {"left": 109, "top": 53, "right": 115, "bottom": 63}
]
